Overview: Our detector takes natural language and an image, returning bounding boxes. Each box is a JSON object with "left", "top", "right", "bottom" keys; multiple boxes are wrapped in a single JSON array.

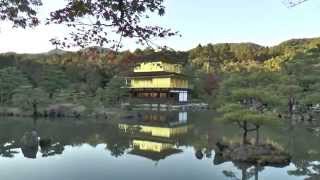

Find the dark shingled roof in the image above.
[
  {"left": 134, "top": 58, "right": 184, "bottom": 64},
  {"left": 126, "top": 71, "right": 186, "bottom": 78},
  {"left": 129, "top": 148, "right": 182, "bottom": 161},
  {"left": 119, "top": 117, "right": 188, "bottom": 128},
  {"left": 131, "top": 51, "right": 188, "bottom": 65}
]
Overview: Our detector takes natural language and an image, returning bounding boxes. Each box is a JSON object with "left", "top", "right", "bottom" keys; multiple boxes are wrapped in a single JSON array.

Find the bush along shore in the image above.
[
  {"left": 0, "top": 104, "right": 127, "bottom": 119},
  {"left": 0, "top": 101, "right": 210, "bottom": 118}
]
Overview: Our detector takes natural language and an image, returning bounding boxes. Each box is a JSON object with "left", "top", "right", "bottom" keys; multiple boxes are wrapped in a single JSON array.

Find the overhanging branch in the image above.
[{"left": 283, "top": 0, "right": 309, "bottom": 8}]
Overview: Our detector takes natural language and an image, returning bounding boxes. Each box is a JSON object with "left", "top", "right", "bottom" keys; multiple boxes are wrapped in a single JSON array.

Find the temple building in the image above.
[
  {"left": 126, "top": 59, "right": 190, "bottom": 103},
  {"left": 119, "top": 112, "right": 191, "bottom": 161}
]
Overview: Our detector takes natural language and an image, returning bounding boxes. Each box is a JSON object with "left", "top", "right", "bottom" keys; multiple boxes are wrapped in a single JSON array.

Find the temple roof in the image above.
[
  {"left": 119, "top": 117, "right": 188, "bottom": 128},
  {"left": 126, "top": 71, "right": 186, "bottom": 78},
  {"left": 129, "top": 148, "right": 182, "bottom": 161},
  {"left": 134, "top": 58, "right": 184, "bottom": 64},
  {"left": 131, "top": 51, "right": 187, "bottom": 65}
]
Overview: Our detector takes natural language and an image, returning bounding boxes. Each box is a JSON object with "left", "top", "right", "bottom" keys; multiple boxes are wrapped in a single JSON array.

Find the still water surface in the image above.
[{"left": 0, "top": 111, "right": 318, "bottom": 180}]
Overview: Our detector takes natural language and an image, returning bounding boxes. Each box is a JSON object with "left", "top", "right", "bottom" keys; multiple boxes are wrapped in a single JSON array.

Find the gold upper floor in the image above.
[
  {"left": 132, "top": 139, "right": 174, "bottom": 152},
  {"left": 129, "top": 77, "right": 189, "bottom": 89}
]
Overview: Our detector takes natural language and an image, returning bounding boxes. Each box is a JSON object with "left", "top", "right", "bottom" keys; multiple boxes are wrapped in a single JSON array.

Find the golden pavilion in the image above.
[
  {"left": 119, "top": 111, "right": 191, "bottom": 161},
  {"left": 126, "top": 59, "right": 190, "bottom": 103}
]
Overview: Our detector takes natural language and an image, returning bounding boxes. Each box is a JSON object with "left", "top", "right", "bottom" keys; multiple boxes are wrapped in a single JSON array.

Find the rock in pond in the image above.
[
  {"left": 20, "top": 131, "right": 39, "bottom": 159},
  {"left": 20, "top": 131, "right": 38, "bottom": 147},
  {"left": 214, "top": 141, "right": 291, "bottom": 167}
]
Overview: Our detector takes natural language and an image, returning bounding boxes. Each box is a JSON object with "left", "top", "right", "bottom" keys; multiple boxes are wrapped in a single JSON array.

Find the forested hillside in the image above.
[{"left": 0, "top": 37, "right": 320, "bottom": 118}]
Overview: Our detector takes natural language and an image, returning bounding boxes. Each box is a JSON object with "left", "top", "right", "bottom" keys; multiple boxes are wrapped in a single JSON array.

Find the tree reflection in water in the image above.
[
  {"left": 0, "top": 141, "right": 19, "bottom": 158},
  {"left": 289, "top": 160, "right": 320, "bottom": 180},
  {"left": 213, "top": 143, "right": 265, "bottom": 180},
  {"left": 40, "top": 140, "right": 64, "bottom": 157},
  {"left": 285, "top": 121, "right": 320, "bottom": 180},
  {"left": 288, "top": 160, "right": 320, "bottom": 180},
  {"left": 222, "top": 163, "right": 264, "bottom": 180},
  {"left": 0, "top": 111, "right": 319, "bottom": 180}
]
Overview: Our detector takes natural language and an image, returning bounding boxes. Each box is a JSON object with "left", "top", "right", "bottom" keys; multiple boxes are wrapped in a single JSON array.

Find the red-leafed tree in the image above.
[
  {"left": 0, "top": 0, "right": 178, "bottom": 50},
  {"left": 203, "top": 73, "right": 220, "bottom": 96},
  {"left": 0, "top": 0, "right": 42, "bottom": 28}
]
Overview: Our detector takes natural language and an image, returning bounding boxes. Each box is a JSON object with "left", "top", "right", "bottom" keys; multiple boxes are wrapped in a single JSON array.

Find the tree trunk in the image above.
[
  {"left": 32, "top": 117, "right": 38, "bottom": 131},
  {"left": 49, "top": 92, "right": 53, "bottom": 99},
  {"left": 255, "top": 166, "right": 259, "bottom": 180},
  {"left": 288, "top": 96, "right": 294, "bottom": 118},
  {"left": 242, "top": 121, "right": 248, "bottom": 145},
  {"left": 308, "top": 113, "right": 313, "bottom": 122},
  {"left": 255, "top": 125, "right": 260, "bottom": 146},
  {"left": 32, "top": 101, "right": 38, "bottom": 117},
  {"left": 300, "top": 113, "right": 304, "bottom": 121},
  {"left": 242, "top": 168, "right": 247, "bottom": 180}
]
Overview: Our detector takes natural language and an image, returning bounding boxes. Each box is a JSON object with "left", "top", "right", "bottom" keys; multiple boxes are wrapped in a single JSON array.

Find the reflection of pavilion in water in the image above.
[{"left": 119, "top": 111, "right": 191, "bottom": 161}]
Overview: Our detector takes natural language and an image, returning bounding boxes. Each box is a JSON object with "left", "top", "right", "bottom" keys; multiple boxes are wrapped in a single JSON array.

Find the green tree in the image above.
[
  {"left": 38, "top": 66, "right": 70, "bottom": 99},
  {"left": 12, "top": 86, "right": 48, "bottom": 116},
  {"left": 217, "top": 68, "right": 281, "bottom": 145},
  {"left": 218, "top": 104, "right": 278, "bottom": 145},
  {"left": 0, "top": 67, "right": 29, "bottom": 106},
  {"left": 281, "top": 53, "right": 320, "bottom": 121},
  {"left": 98, "top": 76, "right": 129, "bottom": 107}
]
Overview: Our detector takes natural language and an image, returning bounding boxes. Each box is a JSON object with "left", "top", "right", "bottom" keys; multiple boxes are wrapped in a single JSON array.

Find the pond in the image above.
[{"left": 0, "top": 111, "right": 319, "bottom": 180}]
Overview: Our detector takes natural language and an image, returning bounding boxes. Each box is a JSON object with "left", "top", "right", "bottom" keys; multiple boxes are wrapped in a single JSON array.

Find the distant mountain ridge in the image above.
[
  {"left": 0, "top": 37, "right": 319, "bottom": 56},
  {"left": 0, "top": 37, "right": 320, "bottom": 71},
  {"left": 46, "top": 49, "right": 69, "bottom": 55}
]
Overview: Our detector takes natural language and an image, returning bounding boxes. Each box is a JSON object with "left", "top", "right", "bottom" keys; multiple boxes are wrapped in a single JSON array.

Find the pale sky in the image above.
[{"left": 0, "top": 0, "right": 320, "bottom": 53}]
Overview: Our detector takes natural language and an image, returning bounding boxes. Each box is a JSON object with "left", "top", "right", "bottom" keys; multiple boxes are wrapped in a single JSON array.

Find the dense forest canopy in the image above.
[{"left": 0, "top": 36, "right": 320, "bottom": 118}]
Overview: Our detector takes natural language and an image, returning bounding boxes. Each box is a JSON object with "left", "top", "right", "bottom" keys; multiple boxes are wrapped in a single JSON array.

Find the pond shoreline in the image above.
[{"left": 0, "top": 103, "right": 209, "bottom": 118}]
